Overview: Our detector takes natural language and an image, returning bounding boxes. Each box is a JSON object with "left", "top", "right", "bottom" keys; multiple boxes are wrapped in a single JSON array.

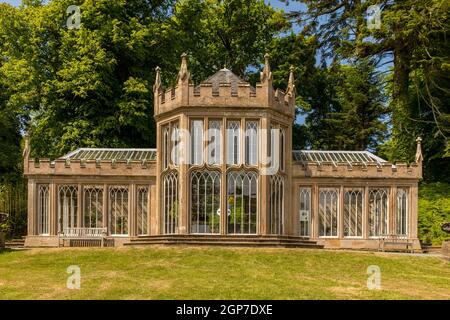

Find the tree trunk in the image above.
[{"left": 391, "top": 45, "right": 413, "bottom": 161}]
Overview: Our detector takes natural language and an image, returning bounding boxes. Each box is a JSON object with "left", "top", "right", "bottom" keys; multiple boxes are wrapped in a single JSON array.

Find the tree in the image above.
[
  {"left": 168, "top": 0, "right": 290, "bottom": 82},
  {"left": 0, "top": 0, "right": 290, "bottom": 159},
  {"left": 325, "top": 60, "right": 387, "bottom": 150},
  {"left": 300, "top": 60, "right": 387, "bottom": 151},
  {"left": 0, "top": 0, "right": 178, "bottom": 159},
  {"left": 0, "top": 3, "right": 26, "bottom": 181},
  {"left": 288, "top": 0, "right": 449, "bottom": 163},
  {"left": 265, "top": 33, "right": 320, "bottom": 149}
]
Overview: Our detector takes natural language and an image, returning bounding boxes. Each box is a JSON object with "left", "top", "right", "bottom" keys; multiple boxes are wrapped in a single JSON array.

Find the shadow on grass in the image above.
[
  {"left": 0, "top": 248, "right": 13, "bottom": 254},
  {"left": 0, "top": 248, "right": 29, "bottom": 254}
]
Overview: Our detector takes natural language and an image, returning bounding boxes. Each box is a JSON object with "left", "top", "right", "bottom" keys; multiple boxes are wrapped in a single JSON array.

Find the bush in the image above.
[{"left": 418, "top": 182, "right": 450, "bottom": 245}]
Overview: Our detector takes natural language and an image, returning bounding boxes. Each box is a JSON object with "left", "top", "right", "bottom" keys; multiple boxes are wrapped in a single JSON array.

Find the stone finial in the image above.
[
  {"left": 22, "top": 134, "right": 30, "bottom": 174},
  {"left": 260, "top": 53, "right": 272, "bottom": 83},
  {"left": 24, "top": 134, "right": 30, "bottom": 153},
  {"left": 153, "top": 66, "right": 161, "bottom": 92},
  {"left": 285, "top": 65, "right": 295, "bottom": 102},
  {"left": 177, "top": 53, "right": 190, "bottom": 83},
  {"left": 415, "top": 136, "right": 423, "bottom": 163}
]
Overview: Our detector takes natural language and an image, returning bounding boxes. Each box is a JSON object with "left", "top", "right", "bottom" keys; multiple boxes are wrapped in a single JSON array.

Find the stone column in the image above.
[
  {"left": 77, "top": 183, "right": 82, "bottom": 228},
  {"left": 148, "top": 182, "right": 156, "bottom": 235},
  {"left": 155, "top": 121, "right": 162, "bottom": 235},
  {"left": 259, "top": 117, "right": 270, "bottom": 235},
  {"left": 49, "top": 181, "right": 57, "bottom": 235},
  {"left": 338, "top": 185, "right": 345, "bottom": 239},
  {"left": 291, "top": 183, "right": 299, "bottom": 236},
  {"left": 284, "top": 125, "right": 293, "bottom": 236},
  {"left": 363, "top": 185, "right": 370, "bottom": 239},
  {"left": 129, "top": 183, "right": 136, "bottom": 236},
  {"left": 27, "top": 179, "right": 36, "bottom": 236},
  {"left": 389, "top": 185, "right": 397, "bottom": 235},
  {"left": 103, "top": 183, "right": 108, "bottom": 235},
  {"left": 409, "top": 183, "right": 419, "bottom": 238},
  {"left": 220, "top": 118, "right": 227, "bottom": 235},
  {"left": 178, "top": 114, "right": 189, "bottom": 234},
  {"left": 312, "top": 184, "right": 319, "bottom": 238}
]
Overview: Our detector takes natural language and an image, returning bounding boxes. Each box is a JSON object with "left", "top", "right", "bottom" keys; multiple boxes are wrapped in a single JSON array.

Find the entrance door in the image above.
[{"left": 299, "top": 187, "right": 311, "bottom": 237}]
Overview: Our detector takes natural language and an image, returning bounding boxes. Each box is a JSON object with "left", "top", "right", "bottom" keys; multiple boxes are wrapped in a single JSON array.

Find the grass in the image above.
[{"left": 0, "top": 246, "right": 449, "bottom": 300}]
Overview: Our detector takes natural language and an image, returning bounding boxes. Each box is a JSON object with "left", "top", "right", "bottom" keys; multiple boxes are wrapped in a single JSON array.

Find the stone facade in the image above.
[{"left": 24, "top": 54, "right": 423, "bottom": 251}]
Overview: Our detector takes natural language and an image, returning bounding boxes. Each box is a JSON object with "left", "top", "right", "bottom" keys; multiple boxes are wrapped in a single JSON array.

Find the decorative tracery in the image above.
[
  {"left": 190, "top": 170, "right": 221, "bottom": 234},
  {"left": 163, "top": 171, "right": 179, "bottom": 234},
  {"left": 269, "top": 175, "right": 284, "bottom": 235},
  {"left": 227, "top": 171, "right": 258, "bottom": 234}
]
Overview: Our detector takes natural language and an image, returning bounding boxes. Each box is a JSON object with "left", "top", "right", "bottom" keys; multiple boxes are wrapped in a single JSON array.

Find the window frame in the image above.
[
  {"left": 343, "top": 188, "right": 364, "bottom": 238},
  {"left": 37, "top": 184, "right": 50, "bottom": 236},
  {"left": 318, "top": 187, "right": 339, "bottom": 238}
]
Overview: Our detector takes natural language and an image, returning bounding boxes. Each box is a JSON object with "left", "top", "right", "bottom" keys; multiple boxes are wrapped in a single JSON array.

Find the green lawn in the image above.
[{"left": 0, "top": 247, "right": 449, "bottom": 300}]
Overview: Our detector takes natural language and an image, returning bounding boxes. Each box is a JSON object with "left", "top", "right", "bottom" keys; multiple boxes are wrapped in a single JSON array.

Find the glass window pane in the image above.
[
  {"left": 207, "top": 120, "right": 222, "bottom": 165},
  {"left": 319, "top": 188, "right": 338, "bottom": 237},
  {"left": 269, "top": 175, "right": 284, "bottom": 234},
  {"left": 83, "top": 186, "right": 103, "bottom": 228},
  {"left": 396, "top": 188, "right": 408, "bottom": 236},
  {"left": 109, "top": 186, "right": 128, "bottom": 235},
  {"left": 137, "top": 186, "right": 149, "bottom": 235},
  {"left": 227, "top": 121, "right": 240, "bottom": 165},
  {"left": 245, "top": 121, "right": 258, "bottom": 166},
  {"left": 190, "top": 171, "right": 221, "bottom": 234},
  {"left": 58, "top": 185, "right": 78, "bottom": 233},
  {"left": 163, "top": 171, "right": 179, "bottom": 234},
  {"left": 344, "top": 189, "right": 363, "bottom": 237},
  {"left": 369, "top": 188, "right": 389, "bottom": 237},
  {"left": 191, "top": 120, "right": 204, "bottom": 165},
  {"left": 227, "top": 171, "right": 257, "bottom": 234},
  {"left": 37, "top": 185, "right": 50, "bottom": 235},
  {"left": 299, "top": 187, "right": 311, "bottom": 237}
]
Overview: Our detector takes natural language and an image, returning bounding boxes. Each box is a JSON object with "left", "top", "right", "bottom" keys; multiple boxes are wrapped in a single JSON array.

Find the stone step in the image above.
[
  {"left": 126, "top": 240, "right": 323, "bottom": 248},
  {"left": 128, "top": 239, "right": 317, "bottom": 244},
  {"left": 125, "top": 235, "right": 323, "bottom": 249},
  {"left": 5, "top": 239, "right": 25, "bottom": 248},
  {"left": 132, "top": 235, "right": 313, "bottom": 241}
]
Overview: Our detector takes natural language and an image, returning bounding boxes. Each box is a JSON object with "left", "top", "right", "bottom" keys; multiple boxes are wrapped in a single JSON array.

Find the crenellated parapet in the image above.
[
  {"left": 24, "top": 158, "right": 156, "bottom": 177},
  {"left": 153, "top": 53, "right": 296, "bottom": 119},
  {"left": 293, "top": 161, "right": 422, "bottom": 180}
]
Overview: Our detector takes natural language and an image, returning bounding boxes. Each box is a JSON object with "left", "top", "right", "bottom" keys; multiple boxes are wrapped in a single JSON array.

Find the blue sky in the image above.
[{"left": 1, "top": 0, "right": 21, "bottom": 5}]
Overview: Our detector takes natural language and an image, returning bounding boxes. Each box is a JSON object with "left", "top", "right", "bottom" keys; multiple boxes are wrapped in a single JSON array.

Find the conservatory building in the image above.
[{"left": 23, "top": 54, "right": 423, "bottom": 251}]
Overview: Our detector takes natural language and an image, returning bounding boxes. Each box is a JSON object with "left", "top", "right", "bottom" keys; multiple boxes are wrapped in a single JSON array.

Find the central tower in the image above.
[{"left": 153, "top": 54, "right": 296, "bottom": 237}]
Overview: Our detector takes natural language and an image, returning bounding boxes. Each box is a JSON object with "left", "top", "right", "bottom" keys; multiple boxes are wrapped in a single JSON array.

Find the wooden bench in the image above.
[
  {"left": 378, "top": 234, "right": 414, "bottom": 253},
  {"left": 58, "top": 227, "right": 108, "bottom": 247}
]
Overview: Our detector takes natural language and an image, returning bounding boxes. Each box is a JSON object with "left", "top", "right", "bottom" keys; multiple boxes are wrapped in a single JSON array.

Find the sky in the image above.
[{"left": 1, "top": 0, "right": 21, "bottom": 5}]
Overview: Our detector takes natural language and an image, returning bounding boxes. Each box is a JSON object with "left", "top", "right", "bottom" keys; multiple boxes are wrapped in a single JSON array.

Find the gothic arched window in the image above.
[
  {"left": 396, "top": 188, "right": 408, "bottom": 236},
  {"left": 269, "top": 175, "right": 284, "bottom": 235},
  {"left": 163, "top": 171, "right": 179, "bottom": 234},
  {"left": 227, "top": 171, "right": 258, "bottom": 234},
  {"left": 58, "top": 185, "right": 78, "bottom": 233},
  {"left": 369, "top": 188, "right": 389, "bottom": 236},
  {"left": 190, "top": 170, "right": 221, "bottom": 234}
]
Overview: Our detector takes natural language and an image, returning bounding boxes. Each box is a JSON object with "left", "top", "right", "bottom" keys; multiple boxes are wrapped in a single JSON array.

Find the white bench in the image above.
[
  {"left": 378, "top": 234, "right": 414, "bottom": 253},
  {"left": 58, "top": 227, "right": 108, "bottom": 247}
]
